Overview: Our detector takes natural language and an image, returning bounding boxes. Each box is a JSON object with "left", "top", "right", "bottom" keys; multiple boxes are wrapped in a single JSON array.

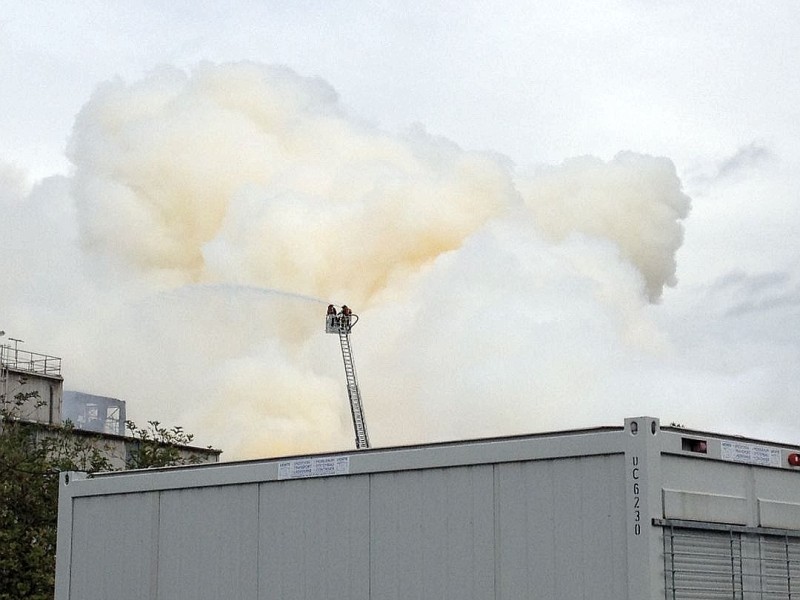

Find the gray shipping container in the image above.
[{"left": 55, "top": 416, "right": 800, "bottom": 599}]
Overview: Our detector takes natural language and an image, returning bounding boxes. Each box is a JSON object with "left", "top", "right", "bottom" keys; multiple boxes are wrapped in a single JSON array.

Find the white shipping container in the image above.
[{"left": 55, "top": 416, "right": 800, "bottom": 599}]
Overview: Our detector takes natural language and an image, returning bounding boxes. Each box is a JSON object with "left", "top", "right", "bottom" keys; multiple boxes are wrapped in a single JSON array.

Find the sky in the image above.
[{"left": 1, "top": 1, "right": 799, "bottom": 459}]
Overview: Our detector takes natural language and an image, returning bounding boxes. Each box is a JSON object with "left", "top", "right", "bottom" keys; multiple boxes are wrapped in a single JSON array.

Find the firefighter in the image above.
[
  {"left": 326, "top": 304, "right": 337, "bottom": 331},
  {"left": 340, "top": 305, "right": 352, "bottom": 329}
]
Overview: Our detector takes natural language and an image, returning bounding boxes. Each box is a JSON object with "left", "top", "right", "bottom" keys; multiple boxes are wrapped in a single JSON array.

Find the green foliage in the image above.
[
  {"left": 124, "top": 419, "right": 205, "bottom": 469},
  {"left": 0, "top": 390, "right": 203, "bottom": 599},
  {"left": 0, "top": 415, "right": 112, "bottom": 599},
  {"left": 0, "top": 418, "right": 57, "bottom": 600}
]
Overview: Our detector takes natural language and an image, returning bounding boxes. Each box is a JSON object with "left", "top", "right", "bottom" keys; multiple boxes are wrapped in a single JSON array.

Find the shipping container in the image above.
[{"left": 55, "top": 416, "right": 800, "bottom": 599}]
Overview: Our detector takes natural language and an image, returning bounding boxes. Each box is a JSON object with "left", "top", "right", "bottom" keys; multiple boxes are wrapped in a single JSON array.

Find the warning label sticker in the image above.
[
  {"left": 277, "top": 456, "right": 350, "bottom": 480},
  {"left": 720, "top": 440, "right": 781, "bottom": 468}
]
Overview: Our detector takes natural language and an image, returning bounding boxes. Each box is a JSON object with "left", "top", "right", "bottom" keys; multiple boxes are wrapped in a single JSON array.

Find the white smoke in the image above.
[
  {"left": 517, "top": 153, "right": 690, "bottom": 302},
  {"left": 68, "top": 62, "right": 513, "bottom": 305},
  {"left": 2, "top": 62, "right": 695, "bottom": 457},
  {"left": 0, "top": 161, "right": 30, "bottom": 205}
]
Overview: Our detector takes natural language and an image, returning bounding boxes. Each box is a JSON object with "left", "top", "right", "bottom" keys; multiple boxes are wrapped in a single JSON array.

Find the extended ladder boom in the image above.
[{"left": 326, "top": 305, "right": 370, "bottom": 449}]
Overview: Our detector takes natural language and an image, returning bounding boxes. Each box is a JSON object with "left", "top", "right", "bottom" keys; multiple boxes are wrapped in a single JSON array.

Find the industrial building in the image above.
[
  {"left": 55, "top": 416, "right": 800, "bottom": 599},
  {"left": 1, "top": 340, "right": 220, "bottom": 469},
  {"left": 62, "top": 391, "right": 127, "bottom": 436},
  {"left": 0, "top": 341, "right": 63, "bottom": 425}
]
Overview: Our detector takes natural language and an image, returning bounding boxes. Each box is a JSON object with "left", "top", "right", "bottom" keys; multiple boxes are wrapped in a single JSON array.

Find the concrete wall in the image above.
[{"left": 1, "top": 367, "right": 62, "bottom": 425}]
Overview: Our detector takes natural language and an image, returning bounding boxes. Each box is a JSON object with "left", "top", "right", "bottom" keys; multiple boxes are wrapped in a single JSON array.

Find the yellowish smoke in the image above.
[{"left": 8, "top": 62, "right": 692, "bottom": 458}]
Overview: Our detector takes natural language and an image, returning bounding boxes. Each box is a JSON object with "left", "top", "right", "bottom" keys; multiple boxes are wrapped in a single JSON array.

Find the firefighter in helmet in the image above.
[
  {"left": 340, "top": 305, "right": 352, "bottom": 329},
  {"left": 326, "top": 304, "right": 337, "bottom": 331}
]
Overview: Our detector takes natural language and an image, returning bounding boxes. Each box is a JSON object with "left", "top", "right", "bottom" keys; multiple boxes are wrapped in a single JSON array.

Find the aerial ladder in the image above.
[{"left": 326, "top": 304, "right": 370, "bottom": 450}]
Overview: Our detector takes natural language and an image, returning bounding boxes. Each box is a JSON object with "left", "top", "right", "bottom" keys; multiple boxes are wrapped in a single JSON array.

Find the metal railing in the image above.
[{"left": 0, "top": 345, "right": 62, "bottom": 377}]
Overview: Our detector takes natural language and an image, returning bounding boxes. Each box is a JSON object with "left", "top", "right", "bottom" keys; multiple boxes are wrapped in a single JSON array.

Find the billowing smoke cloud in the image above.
[
  {"left": 68, "top": 62, "right": 513, "bottom": 306},
  {"left": 3, "top": 62, "right": 694, "bottom": 457},
  {"left": 0, "top": 161, "right": 29, "bottom": 205},
  {"left": 517, "top": 154, "right": 690, "bottom": 301}
]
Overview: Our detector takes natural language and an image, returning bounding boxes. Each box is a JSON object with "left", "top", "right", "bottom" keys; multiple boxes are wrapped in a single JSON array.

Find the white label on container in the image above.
[
  {"left": 720, "top": 440, "right": 781, "bottom": 467},
  {"left": 278, "top": 456, "right": 350, "bottom": 480}
]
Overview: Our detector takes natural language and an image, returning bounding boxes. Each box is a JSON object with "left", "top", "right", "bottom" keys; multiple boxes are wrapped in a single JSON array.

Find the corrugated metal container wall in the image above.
[
  {"left": 260, "top": 476, "right": 370, "bottom": 599},
  {"left": 69, "top": 492, "right": 159, "bottom": 600},
  {"left": 495, "top": 455, "right": 627, "bottom": 599},
  {"left": 158, "top": 485, "right": 259, "bottom": 599},
  {"left": 659, "top": 449, "right": 800, "bottom": 599},
  {"left": 58, "top": 418, "right": 800, "bottom": 600},
  {"left": 60, "top": 452, "right": 628, "bottom": 600},
  {"left": 369, "top": 466, "right": 495, "bottom": 599}
]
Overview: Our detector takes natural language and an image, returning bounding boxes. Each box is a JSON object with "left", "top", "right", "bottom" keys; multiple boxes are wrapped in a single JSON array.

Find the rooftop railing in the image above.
[{"left": 0, "top": 346, "right": 62, "bottom": 377}]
